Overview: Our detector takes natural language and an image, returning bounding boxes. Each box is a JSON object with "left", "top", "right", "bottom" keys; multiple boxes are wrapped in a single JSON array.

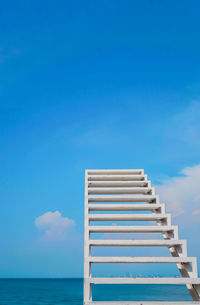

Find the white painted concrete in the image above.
[
  {"left": 88, "top": 203, "right": 163, "bottom": 211},
  {"left": 88, "top": 187, "right": 153, "bottom": 194},
  {"left": 86, "top": 301, "right": 200, "bottom": 305},
  {"left": 88, "top": 181, "right": 149, "bottom": 187},
  {"left": 87, "top": 169, "right": 144, "bottom": 175},
  {"left": 89, "top": 257, "right": 196, "bottom": 264},
  {"left": 89, "top": 213, "right": 169, "bottom": 221},
  {"left": 89, "top": 225, "right": 177, "bottom": 233},
  {"left": 84, "top": 169, "right": 200, "bottom": 304},
  {"left": 88, "top": 175, "right": 147, "bottom": 181},
  {"left": 90, "top": 277, "right": 200, "bottom": 284},
  {"left": 89, "top": 239, "right": 185, "bottom": 247},
  {"left": 88, "top": 194, "right": 157, "bottom": 202}
]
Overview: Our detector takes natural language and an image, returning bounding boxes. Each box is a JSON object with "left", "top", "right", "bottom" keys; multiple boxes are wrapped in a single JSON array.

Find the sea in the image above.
[{"left": 0, "top": 279, "right": 192, "bottom": 304}]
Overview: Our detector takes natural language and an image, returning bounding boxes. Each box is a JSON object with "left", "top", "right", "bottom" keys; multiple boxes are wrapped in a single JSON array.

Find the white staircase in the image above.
[{"left": 84, "top": 169, "right": 200, "bottom": 304}]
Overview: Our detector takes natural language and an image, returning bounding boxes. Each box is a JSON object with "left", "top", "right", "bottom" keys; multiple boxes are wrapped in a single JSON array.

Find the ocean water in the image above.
[{"left": 0, "top": 279, "right": 192, "bottom": 304}]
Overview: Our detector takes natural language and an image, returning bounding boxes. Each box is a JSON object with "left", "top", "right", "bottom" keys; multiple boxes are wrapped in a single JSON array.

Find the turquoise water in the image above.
[{"left": 0, "top": 279, "right": 192, "bottom": 304}]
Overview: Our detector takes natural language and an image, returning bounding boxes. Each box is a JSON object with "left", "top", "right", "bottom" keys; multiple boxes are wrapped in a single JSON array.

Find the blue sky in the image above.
[{"left": 0, "top": 0, "right": 200, "bottom": 278}]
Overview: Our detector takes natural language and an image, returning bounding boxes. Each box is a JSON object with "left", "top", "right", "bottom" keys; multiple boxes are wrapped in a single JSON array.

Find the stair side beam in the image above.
[
  {"left": 84, "top": 171, "right": 92, "bottom": 303},
  {"left": 154, "top": 203, "right": 200, "bottom": 300}
]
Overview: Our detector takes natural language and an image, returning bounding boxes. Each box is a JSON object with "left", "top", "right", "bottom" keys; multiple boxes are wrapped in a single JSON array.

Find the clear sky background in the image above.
[{"left": 1, "top": 0, "right": 200, "bottom": 278}]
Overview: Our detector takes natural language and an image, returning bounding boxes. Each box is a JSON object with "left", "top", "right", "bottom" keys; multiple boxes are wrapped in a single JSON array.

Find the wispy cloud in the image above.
[
  {"left": 35, "top": 211, "right": 75, "bottom": 241},
  {"left": 156, "top": 164, "right": 200, "bottom": 221},
  {"left": 165, "top": 101, "right": 200, "bottom": 147}
]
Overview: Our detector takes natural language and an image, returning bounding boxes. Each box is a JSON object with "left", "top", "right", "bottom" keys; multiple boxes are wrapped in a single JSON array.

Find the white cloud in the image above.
[
  {"left": 156, "top": 164, "right": 200, "bottom": 220},
  {"left": 35, "top": 211, "right": 75, "bottom": 241}
]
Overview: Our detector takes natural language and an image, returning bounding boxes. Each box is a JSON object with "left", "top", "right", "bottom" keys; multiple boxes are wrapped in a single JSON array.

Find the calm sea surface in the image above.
[{"left": 0, "top": 279, "right": 192, "bottom": 304}]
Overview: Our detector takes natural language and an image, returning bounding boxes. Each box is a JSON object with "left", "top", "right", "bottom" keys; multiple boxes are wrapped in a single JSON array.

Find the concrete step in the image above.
[
  {"left": 89, "top": 214, "right": 169, "bottom": 221},
  {"left": 88, "top": 187, "right": 153, "bottom": 194},
  {"left": 85, "top": 301, "right": 200, "bottom": 305},
  {"left": 88, "top": 204, "right": 162, "bottom": 211},
  {"left": 89, "top": 225, "right": 177, "bottom": 233},
  {"left": 89, "top": 257, "right": 195, "bottom": 264},
  {"left": 88, "top": 195, "right": 157, "bottom": 202},
  {"left": 89, "top": 277, "right": 200, "bottom": 285},
  {"left": 87, "top": 169, "right": 144, "bottom": 175},
  {"left": 89, "top": 239, "right": 185, "bottom": 247},
  {"left": 88, "top": 175, "right": 147, "bottom": 181},
  {"left": 88, "top": 181, "right": 149, "bottom": 187}
]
